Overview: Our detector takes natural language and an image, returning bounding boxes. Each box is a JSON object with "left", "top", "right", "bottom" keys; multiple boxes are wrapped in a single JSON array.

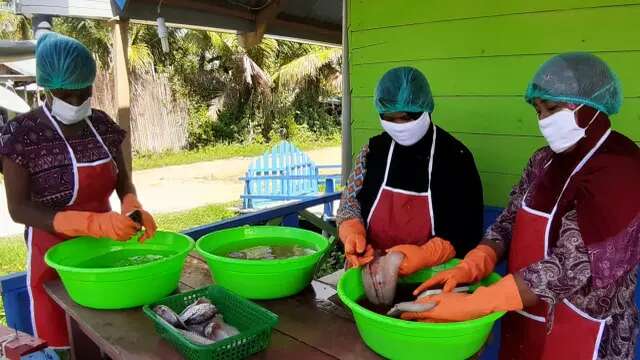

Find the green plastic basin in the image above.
[
  {"left": 196, "top": 226, "right": 330, "bottom": 299},
  {"left": 337, "top": 260, "right": 505, "bottom": 360},
  {"left": 45, "top": 231, "right": 194, "bottom": 309}
]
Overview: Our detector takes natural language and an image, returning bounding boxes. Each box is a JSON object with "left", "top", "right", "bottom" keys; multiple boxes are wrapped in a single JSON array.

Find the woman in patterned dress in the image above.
[
  {"left": 336, "top": 66, "right": 484, "bottom": 276},
  {"left": 401, "top": 53, "right": 640, "bottom": 360},
  {"left": 0, "top": 32, "right": 156, "bottom": 348}
]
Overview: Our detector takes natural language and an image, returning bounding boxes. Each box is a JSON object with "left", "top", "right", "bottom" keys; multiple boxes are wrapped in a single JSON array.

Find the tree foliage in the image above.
[{"left": 1, "top": 13, "right": 342, "bottom": 148}]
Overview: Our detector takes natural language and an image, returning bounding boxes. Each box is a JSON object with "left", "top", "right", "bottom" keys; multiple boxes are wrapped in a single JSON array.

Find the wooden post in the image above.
[
  {"left": 340, "top": 0, "right": 352, "bottom": 185},
  {"left": 112, "top": 19, "right": 133, "bottom": 173}
]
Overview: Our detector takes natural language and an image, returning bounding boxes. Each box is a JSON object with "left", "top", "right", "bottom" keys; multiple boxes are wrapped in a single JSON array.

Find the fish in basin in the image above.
[{"left": 362, "top": 251, "right": 405, "bottom": 306}]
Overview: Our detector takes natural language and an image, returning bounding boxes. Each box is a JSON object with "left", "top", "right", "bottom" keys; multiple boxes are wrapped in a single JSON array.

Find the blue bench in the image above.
[{"left": 240, "top": 141, "right": 341, "bottom": 213}]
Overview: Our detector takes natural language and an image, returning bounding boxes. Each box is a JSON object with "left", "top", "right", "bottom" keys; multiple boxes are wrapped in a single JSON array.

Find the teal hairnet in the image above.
[
  {"left": 374, "top": 67, "right": 434, "bottom": 114},
  {"left": 36, "top": 32, "right": 96, "bottom": 90},
  {"left": 525, "top": 52, "right": 622, "bottom": 115}
]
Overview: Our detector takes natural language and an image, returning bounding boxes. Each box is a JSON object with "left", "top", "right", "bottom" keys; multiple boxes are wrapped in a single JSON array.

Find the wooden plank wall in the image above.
[{"left": 348, "top": 0, "right": 640, "bottom": 206}]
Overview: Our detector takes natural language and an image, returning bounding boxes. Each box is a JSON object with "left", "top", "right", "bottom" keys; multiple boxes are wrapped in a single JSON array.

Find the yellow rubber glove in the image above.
[
  {"left": 413, "top": 244, "right": 497, "bottom": 295},
  {"left": 387, "top": 237, "right": 456, "bottom": 276},
  {"left": 401, "top": 274, "right": 523, "bottom": 322},
  {"left": 122, "top": 193, "right": 157, "bottom": 243},
  {"left": 339, "top": 219, "right": 374, "bottom": 268},
  {"left": 53, "top": 211, "right": 140, "bottom": 241}
]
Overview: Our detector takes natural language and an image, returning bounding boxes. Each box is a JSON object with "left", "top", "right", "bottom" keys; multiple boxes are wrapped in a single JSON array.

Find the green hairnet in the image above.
[
  {"left": 36, "top": 32, "right": 96, "bottom": 90},
  {"left": 374, "top": 67, "right": 434, "bottom": 114},
  {"left": 525, "top": 52, "right": 622, "bottom": 115}
]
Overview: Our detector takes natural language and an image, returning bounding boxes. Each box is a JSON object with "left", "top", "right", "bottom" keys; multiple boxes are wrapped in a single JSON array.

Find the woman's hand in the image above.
[
  {"left": 121, "top": 194, "right": 157, "bottom": 243},
  {"left": 53, "top": 211, "right": 140, "bottom": 241},
  {"left": 401, "top": 275, "right": 524, "bottom": 322},
  {"left": 387, "top": 237, "right": 455, "bottom": 276},
  {"left": 339, "top": 219, "right": 374, "bottom": 267}
]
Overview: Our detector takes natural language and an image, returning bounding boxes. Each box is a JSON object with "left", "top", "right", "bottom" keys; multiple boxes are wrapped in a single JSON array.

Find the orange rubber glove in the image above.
[
  {"left": 401, "top": 274, "right": 523, "bottom": 322},
  {"left": 339, "top": 219, "right": 374, "bottom": 268},
  {"left": 387, "top": 237, "right": 456, "bottom": 276},
  {"left": 413, "top": 244, "right": 497, "bottom": 295},
  {"left": 53, "top": 211, "right": 140, "bottom": 241},
  {"left": 122, "top": 193, "right": 157, "bottom": 243}
]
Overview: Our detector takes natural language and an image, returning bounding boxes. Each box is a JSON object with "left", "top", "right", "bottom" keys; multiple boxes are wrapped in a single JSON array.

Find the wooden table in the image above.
[{"left": 44, "top": 253, "right": 382, "bottom": 360}]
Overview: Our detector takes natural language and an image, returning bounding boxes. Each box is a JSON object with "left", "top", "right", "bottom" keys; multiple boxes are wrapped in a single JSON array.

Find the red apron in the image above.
[
  {"left": 367, "top": 129, "right": 437, "bottom": 250},
  {"left": 500, "top": 130, "right": 612, "bottom": 360},
  {"left": 26, "top": 106, "right": 118, "bottom": 348}
]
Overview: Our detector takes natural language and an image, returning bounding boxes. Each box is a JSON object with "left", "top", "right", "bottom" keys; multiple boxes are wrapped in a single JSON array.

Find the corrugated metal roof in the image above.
[{"left": 123, "top": 0, "right": 342, "bottom": 45}]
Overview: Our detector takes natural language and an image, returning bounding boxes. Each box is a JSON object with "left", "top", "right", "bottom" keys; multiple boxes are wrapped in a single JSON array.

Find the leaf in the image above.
[{"left": 273, "top": 47, "right": 341, "bottom": 90}]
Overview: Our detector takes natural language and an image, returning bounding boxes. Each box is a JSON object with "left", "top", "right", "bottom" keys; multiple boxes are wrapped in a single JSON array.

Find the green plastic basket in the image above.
[{"left": 143, "top": 285, "right": 279, "bottom": 360}]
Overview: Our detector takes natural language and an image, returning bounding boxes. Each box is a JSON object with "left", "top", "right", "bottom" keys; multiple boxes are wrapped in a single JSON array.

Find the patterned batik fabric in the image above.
[
  {"left": 336, "top": 144, "right": 369, "bottom": 226},
  {"left": 0, "top": 108, "right": 125, "bottom": 209},
  {"left": 485, "top": 148, "right": 638, "bottom": 360}
]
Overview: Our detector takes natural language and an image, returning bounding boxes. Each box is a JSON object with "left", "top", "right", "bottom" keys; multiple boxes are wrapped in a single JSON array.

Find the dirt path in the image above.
[{"left": 0, "top": 146, "right": 341, "bottom": 237}]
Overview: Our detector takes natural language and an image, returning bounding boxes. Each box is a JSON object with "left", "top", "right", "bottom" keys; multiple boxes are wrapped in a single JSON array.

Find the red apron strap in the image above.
[{"left": 367, "top": 129, "right": 437, "bottom": 250}]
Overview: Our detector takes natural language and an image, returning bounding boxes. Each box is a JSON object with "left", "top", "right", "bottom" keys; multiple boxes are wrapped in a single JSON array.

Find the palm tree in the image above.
[
  {"left": 270, "top": 46, "right": 342, "bottom": 135},
  {"left": 0, "top": 12, "right": 31, "bottom": 40},
  {"left": 272, "top": 46, "right": 342, "bottom": 94},
  {"left": 53, "top": 18, "right": 155, "bottom": 74}
]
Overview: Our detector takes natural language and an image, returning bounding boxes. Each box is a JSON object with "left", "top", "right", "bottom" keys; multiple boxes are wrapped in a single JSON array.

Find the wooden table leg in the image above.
[{"left": 66, "top": 314, "right": 103, "bottom": 360}]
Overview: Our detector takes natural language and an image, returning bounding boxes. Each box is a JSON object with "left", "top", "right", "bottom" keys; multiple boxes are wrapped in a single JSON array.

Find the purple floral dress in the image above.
[
  {"left": 0, "top": 107, "right": 125, "bottom": 211},
  {"left": 485, "top": 148, "right": 638, "bottom": 360}
]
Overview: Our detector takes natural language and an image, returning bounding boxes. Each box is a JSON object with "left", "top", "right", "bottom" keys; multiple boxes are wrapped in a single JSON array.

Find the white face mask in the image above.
[
  {"left": 380, "top": 112, "right": 430, "bottom": 146},
  {"left": 50, "top": 95, "right": 92, "bottom": 125},
  {"left": 538, "top": 105, "right": 599, "bottom": 153}
]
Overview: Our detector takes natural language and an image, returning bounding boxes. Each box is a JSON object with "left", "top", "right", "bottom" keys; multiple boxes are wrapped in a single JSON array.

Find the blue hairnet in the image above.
[
  {"left": 36, "top": 32, "right": 96, "bottom": 90},
  {"left": 525, "top": 52, "right": 622, "bottom": 115},
  {"left": 374, "top": 67, "right": 434, "bottom": 114}
]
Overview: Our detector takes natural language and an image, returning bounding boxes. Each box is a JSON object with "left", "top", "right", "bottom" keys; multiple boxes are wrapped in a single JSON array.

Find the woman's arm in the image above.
[
  {"left": 483, "top": 149, "right": 550, "bottom": 261},
  {"left": 336, "top": 144, "right": 369, "bottom": 226},
  {"left": 114, "top": 145, "right": 136, "bottom": 200},
  {"left": 2, "top": 157, "right": 57, "bottom": 232}
]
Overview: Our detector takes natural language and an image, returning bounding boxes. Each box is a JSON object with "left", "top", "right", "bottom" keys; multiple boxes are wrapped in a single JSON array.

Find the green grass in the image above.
[
  {"left": 0, "top": 202, "right": 238, "bottom": 325},
  {"left": 153, "top": 202, "right": 237, "bottom": 233},
  {"left": 133, "top": 136, "right": 341, "bottom": 171}
]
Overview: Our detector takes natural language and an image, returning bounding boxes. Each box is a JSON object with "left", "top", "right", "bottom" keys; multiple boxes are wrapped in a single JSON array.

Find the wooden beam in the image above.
[
  {"left": 0, "top": 75, "right": 36, "bottom": 81},
  {"left": 146, "top": 0, "right": 253, "bottom": 21},
  {"left": 238, "top": 0, "right": 285, "bottom": 49},
  {"left": 111, "top": 20, "right": 133, "bottom": 173},
  {"left": 269, "top": 16, "right": 341, "bottom": 45},
  {"left": 341, "top": 0, "right": 351, "bottom": 182}
]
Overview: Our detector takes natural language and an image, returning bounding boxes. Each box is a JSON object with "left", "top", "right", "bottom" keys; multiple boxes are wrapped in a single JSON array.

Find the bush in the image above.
[{"left": 186, "top": 105, "right": 216, "bottom": 148}]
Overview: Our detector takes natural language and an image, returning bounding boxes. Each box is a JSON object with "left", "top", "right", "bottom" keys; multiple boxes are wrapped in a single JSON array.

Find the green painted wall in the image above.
[{"left": 348, "top": 0, "right": 640, "bottom": 206}]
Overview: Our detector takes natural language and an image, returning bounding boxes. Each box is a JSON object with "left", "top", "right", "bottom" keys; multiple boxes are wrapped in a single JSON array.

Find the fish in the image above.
[
  {"left": 179, "top": 298, "right": 217, "bottom": 325},
  {"left": 416, "top": 286, "right": 470, "bottom": 299},
  {"left": 187, "top": 322, "right": 209, "bottom": 335},
  {"left": 386, "top": 301, "right": 437, "bottom": 317},
  {"left": 204, "top": 314, "right": 240, "bottom": 341},
  {"left": 176, "top": 328, "right": 216, "bottom": 346},
  {"left": 179, "top": 303, "right": 217, "bottom": 325},
  {"left": 153, "top": 305, "right": 186, "bottom": 329},
  {"left": 362, "top": 252, "right": 405, "bottom": 306}
]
